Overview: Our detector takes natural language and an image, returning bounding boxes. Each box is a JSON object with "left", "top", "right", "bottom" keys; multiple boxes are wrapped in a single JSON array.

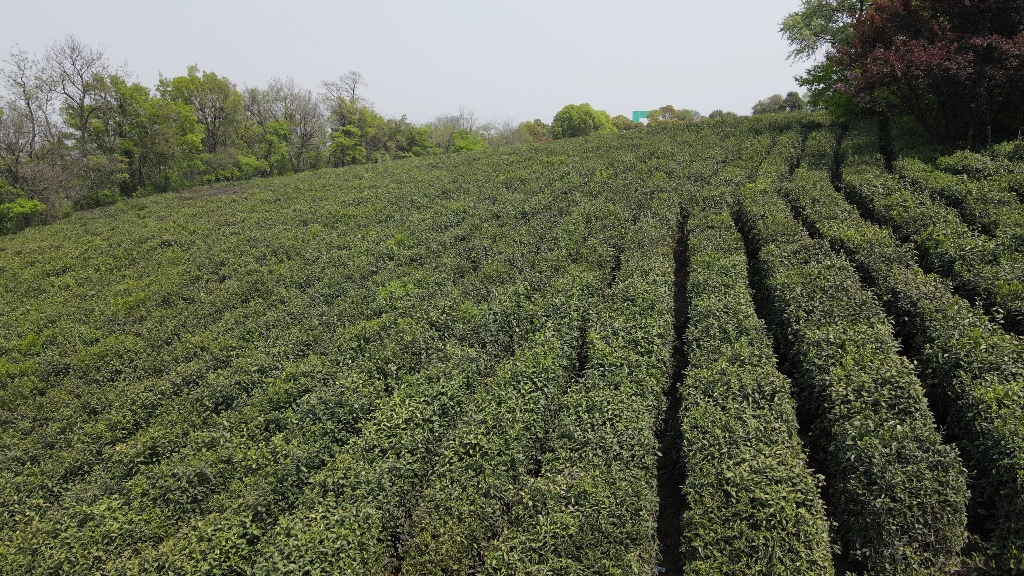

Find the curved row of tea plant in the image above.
[
  {"left": 0, "top": 170, "right": 539, "bottom": 572},
  {"left": 895, "top": 157, "right": 1024, "bottom": 251},
  {"left": 936, "top": 149, "right": 1024, "bottom": 180},
  {"left": 841, "top": 126, "right": 1024, "bottom": 336},
  {"left": 405, "top": 123, "right": 781, "bottom": 574},
  {"left": 783, "top": 130, "right": 1024, "bottom": 573},
  {"left": 259, "top": 299, "right": 587, "bottom": 575},
  {"left": 0, "top": 129, "right": 685, "bottom": 573},
  {"left": 736, "top": 180, "right": 968, "bottom": 575},
  {"left": 6, "top": 112, "right": 1018, "bottom": 574},
  {"left": 485, "top": 212, "right": 674, "bottom": 573},
  {"left": 678, "top": 187, "right": 832, "bottom": 574},
  {"left": 490, "top": 119, "right": 818, "bottom": 574}
]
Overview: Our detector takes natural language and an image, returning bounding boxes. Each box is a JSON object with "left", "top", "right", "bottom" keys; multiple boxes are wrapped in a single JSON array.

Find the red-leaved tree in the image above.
[{"left": 834, "top": 0, "right": 1024, "bottom": 147}]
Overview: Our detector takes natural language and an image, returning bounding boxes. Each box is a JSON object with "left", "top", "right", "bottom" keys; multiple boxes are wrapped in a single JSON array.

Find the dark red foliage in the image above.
[{"left": 834, "top": 0, "right": 1024, "bottom": 146}]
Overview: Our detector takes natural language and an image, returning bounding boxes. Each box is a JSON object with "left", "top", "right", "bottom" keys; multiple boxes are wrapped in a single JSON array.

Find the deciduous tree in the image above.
[
  {"left": 781, "top": 0, "right": 873, "bottom": 61},
  {"left": 836, "top": 0, "right": 1024, "bottom": 147},
  {"left": 43, "top": 35, "right": 109, "bottom": 155},
  {"left": 646, "top": 105, "right": 702, "bottom": 124},
  {"left": 157, "top": 66, "right": 245, "bottom": 154},
  {"left": 322, "top": 71, "right": 370, "bottom": 108},
  {"left": 751, "top": 92, "right": 807, "bottom": 115},
  {"left": 519, "top": 119, "right": 551, "bottom": 141},
  {"left": 551, "top": 103, "right": 616, "bottom": 139},
  {"left": 708, "top": 110, "right": 739, "bottom": 120},
  {"left": 610, "top": 114, "right": 637, "bottom": 132}
]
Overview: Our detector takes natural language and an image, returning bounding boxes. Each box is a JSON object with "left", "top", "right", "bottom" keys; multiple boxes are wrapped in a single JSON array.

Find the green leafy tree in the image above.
[
  {"left": 451, "top": 129, "right": 489, "bottom": 153},
  {"left": 781, "top": 1, "right": 872, "bottom": 116},
  {"left": 382, "top": 118, "right": 437, "bottom": 158},
  {"left": 157, "top": 65, "right": 245, "bottom": 154},
  {"left": 646, "top": 105, "right": 702, "bottom": 125},
  {"left": 783, "top": 91, "right": 808, "bottom": 112},
  {"left": 797, "top": 60, "right": 859, "bottom": 118},
  {"left": 0, "top": 177, "right": 44, "bottom": 234},
  {"left": 319, "top": 71, "right": 436, "bottom": 161},
  {"left": 519, "top": 119, "right": 552, "bottom": 141},
  {"left": 401, "top": 125, "right": 439, "bottom": 157},
  {"left": 328, "top": 125, "right": 366, "bottom": 167},
  {"left": 91, "top": 75, "right": 204, "bottom": 195},
  {"left": 126, "top": 89, "right": 204, "bottom": 193},
  {"left": 780, "top": 0, "right": 872, "bottom": 61},
  {"left": 610, "top": 115, "right": 638, "bottom": 132},
  {"left": 241, "top": 85, "right": 291, "bottom": 175},
  {"left": 752, "top": 94, "right": 786, "bottom": 115},
  {"left": 325, "top": 96, "right": 399, "bottom": 160},
  {"left": 708, "top": 110, "right": 739, "bottom": 120},
  {"left": 551, "top": 103, "right": 616, "bottom": 139},
  {"left": 242, "top": 78, "right": 328, "bottom": 173},
  {"left": 251, "top": 119, "right": 292, "bottom": 175},
  {"left": 426, "top": 107, "right": 481, "bottom": 153},
  {"left": 752, "top": 92, "right": 806, "bottom": 115}
]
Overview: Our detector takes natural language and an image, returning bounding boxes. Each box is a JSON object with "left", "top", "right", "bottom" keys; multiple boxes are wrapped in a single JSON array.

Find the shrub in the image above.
[
  {"left": 782, "top": 163, "right": 1024, "bottom": 573},
  {"left": 736, "top": 183, "right": 968, "bottom": 575},
  {"left": 843, "top": 165, "right": 1024, "bottom": 335},
  {"left": 679, "top": 192, "right": 833, "bottom": 575},
  {"left": 0, "top": 197, "right": 46, "bottom": 235},
  {"left": 896, "top": 157, "right": 1024, "bottom": 250}
]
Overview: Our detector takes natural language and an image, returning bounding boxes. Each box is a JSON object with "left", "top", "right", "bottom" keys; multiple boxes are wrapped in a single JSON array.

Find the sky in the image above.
[{"left": 3, "top": 0, "right": 808, "bottom": 124}]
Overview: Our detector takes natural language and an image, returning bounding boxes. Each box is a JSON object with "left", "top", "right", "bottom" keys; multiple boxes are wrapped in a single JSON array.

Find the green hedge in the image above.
[
  {"left": 486, "top": 123, "right": 810, "bottom": 575},
  {"left": 782, "top": 164, "right": 1024, "bottom": 573},
  {"left": 255, "top": 321, "right": 581, "bottom": 576},
  {"left": 896, "top": 157, "right": 1024, "bottom": 251},
  {"left": 0, "top": 198, "right": 46, "bottom": 235},
  {"left": 736, "top": 184, "right": 968, "bottom": 575},
  {"left": 838, "top": 119, "right": 886, "bottom": 171},
  {"left": 678, "top": 193, "right": 833, "bottom": 575},
  {"left": 936, "top": 150, "right": 1014, "bottom": 179},
  {"left": 970, "top": 145, "right": 1024, "bottom": 201},
  {"left": 0, "top": 130, "right": 665, "bottom": 573},
  {"left": 397, "top": 288, "right": 591, "bottom": 574},
  {"left": 842, "top": 164, "right": 1024, "bottom": 335},
  {"left": 484, "top": 234, "right": 672, "bottom": 574},
  {"left": 800, "top": 127, "right": 841, "bottom": 175}
]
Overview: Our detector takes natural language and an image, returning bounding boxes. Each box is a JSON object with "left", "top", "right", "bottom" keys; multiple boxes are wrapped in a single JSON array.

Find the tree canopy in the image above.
[
  {"left": 646, "top": 105, "right": 702, "bottom": 125},
  {"left": 751, "top": 92, "right": 808, "bottom": 115},
  {"left": 780, "top": 0, "right": 872, "bottom": 61},
  {"left": 837, "top": 0, "right": 1024, "bottom": 146},
  {"left": 610, "top": 115, "right": 637, "bottom": 132},
  {"left": 784, "top": 0, "right": 1024, "bottom": 147},
  {"left": 0, "top": 35, "right": 542, "bottom": 233},
  {"left": 551, "top": 103, "right": 616, "bottom": 139}
]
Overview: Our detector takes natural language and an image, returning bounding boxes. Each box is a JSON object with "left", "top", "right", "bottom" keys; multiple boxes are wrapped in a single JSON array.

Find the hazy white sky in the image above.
[{"left": 4, "top": 0, "right": 807, "bottom": 124}]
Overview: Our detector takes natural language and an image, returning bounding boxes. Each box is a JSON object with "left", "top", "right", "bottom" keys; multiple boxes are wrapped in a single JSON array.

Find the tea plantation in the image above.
[{"left": 1, "top": 114, "right": 1022, "bottom": 575}]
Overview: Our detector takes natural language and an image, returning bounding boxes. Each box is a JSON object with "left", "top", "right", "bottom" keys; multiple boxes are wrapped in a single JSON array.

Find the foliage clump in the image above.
[{"left": 551, "top": 103, "right": 617, "bottom": 139}]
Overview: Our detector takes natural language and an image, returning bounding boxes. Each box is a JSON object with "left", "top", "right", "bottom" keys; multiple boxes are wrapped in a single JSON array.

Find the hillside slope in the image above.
[{"left": 1, "top": 115, "right": 1022, "bottom": 575}]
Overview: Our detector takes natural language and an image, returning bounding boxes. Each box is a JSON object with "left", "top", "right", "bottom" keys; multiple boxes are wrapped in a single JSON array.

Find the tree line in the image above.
[
  {"left": 0, "top": 34, "right": 812, "bottom": 235},
  {"left": 0, "top": 36, "right": 550, "bottom": 232},
  {"left": 545, "top": 99, "right": 805, "bottom": 141}
]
